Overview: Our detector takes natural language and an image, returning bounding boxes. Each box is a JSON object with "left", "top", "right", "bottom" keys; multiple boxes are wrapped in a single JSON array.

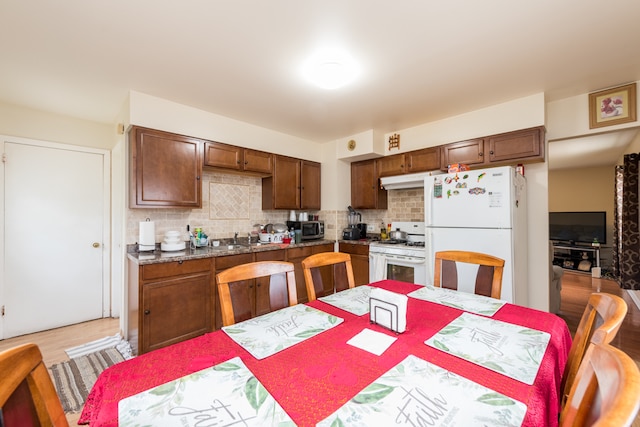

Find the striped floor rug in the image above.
[{"left": 48, "top": 347, "right": 124, "bottom": 413}]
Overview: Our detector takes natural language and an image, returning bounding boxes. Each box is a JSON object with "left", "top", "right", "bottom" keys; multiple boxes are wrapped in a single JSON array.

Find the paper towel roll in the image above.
[{"left": 139, "top": 221, "right": 155, "bottom": 251}]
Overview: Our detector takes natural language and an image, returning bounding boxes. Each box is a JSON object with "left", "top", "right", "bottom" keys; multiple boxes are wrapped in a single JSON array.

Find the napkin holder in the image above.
[{"left": 369, "top": 288, "right": 407, "bottom": 334}]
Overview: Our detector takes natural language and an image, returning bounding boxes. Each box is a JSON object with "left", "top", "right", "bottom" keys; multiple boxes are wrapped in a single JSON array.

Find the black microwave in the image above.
[{"left": 286, "top": 221, "right": 324, "bottom": 240}]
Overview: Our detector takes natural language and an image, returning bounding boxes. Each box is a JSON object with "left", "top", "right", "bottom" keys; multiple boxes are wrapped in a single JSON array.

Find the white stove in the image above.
[{"left": 369, "top": 222, "right": 428, "bottom": 285}]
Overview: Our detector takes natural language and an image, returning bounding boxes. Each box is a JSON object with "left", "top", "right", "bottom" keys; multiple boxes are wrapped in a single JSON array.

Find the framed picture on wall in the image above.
[{"left": 589, "top": 82, "right": 637, "bottom": 129}]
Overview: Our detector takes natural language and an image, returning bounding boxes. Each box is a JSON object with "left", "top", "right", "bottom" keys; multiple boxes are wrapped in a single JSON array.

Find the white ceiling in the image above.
[{"left": 1, "top": 1, "right": 640, "bottom": 168}]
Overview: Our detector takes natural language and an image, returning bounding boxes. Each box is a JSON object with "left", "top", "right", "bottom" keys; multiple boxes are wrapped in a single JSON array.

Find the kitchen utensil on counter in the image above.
[
  {"left": 161, "top": 230, "right": 186, "bottom": 251},
  {"left": 388, "top": 229, "right": 408, "bottom": 241},
  {"left": 273, "top": 223, "right": 288, "bottom": 233},
  {"left": 139, "top": 219, "right": 156, "bottom": 251}
]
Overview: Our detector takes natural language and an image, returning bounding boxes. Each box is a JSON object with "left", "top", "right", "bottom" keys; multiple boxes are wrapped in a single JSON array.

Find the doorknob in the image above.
[{"left": 92, "top": 242, "right": 100, "bottom": 248}]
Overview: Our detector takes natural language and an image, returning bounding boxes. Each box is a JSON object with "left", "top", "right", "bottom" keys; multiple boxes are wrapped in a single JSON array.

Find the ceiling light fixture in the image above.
[{"left": 303, "top": 48, "right": 358, "bottom": 90}]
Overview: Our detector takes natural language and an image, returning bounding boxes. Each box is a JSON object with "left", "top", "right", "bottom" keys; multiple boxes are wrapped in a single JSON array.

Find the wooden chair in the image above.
[
  {"left": 301, "top": 252, "right": 356, "bottom": 301},
  {"left": 0, "top": 343, "right": 69, "bottom": 426},
  {"left": 560, "top": 292, "right": 628, "bottom": 408},
  {"left": 433, "top": 250, "right": 505, "bottom": 299},
  {"left": 559, "top": 343, "right": 640, "bottom": 427},
  {"left": 216, "top": 261, "right": 297, "bottom": 327}
]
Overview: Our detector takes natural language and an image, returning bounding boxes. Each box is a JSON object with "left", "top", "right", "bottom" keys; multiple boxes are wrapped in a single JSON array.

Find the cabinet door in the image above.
[
  {"left": 130, "top": 126, "right": 202, "bottom": 208},
  {"left": 254, "top": 250, "right": 286, "bottom": 316},
  {"left": 243, "top": 149, "right": 273, "bottom": 174},
  {"left": 376, "top": 154, "right": 405, "bottom": 177},
  {"left": 486, "top": 126, "right": 544, "bottom": 164},
  {"left": 204, "top": 141, "right": 243, "bottom": 170},
  {"left": 286, "top": 246, "right": 313, "bottom": 303},
  {"left": 351, "top": 160, "right": 387, "bottom": 209},
  {"left": 301, "top": 160, "right": 321, "bottom": 209},
  {"left": 440, "top": 138, "right": 485, "bottom": 169},
  {"left": 141, "top": 272, "right": 211, "bottom": 353},
  {"left": 264, "top": 155, "right": 300, "bottom": 210},
  {"left": 339, "top": 243, "right": 369, "bottom": 286},
  {"left": 407, "top": 147, "right": 440, "bottom": 173}
]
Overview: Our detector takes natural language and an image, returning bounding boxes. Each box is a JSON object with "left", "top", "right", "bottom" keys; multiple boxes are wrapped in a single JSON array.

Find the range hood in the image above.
[{"left": 380, "top": 171, "right": 441, "bottom": 190}]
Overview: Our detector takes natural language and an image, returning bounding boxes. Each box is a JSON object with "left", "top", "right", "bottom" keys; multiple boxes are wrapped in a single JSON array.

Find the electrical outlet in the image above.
[{"left": 367, "top": 224, "right": 374, "bottom": 232}]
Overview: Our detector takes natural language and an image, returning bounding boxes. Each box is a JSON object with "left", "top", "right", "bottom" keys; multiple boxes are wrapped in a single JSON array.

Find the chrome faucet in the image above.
[
  {"left": 247, "top": 232, "right": 252, "bottom": 245},
  {"left": 233, "top": 232, "right": 238, "bottom": 244}
]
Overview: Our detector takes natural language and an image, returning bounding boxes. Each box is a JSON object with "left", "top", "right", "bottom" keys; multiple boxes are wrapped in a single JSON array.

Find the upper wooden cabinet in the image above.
[
  {"left": 351, "top": 159, "right": 387, "bottom": 209},
  {"left": 204, "top": 141, "right": 273, "bottom": 174},
  {"left": 485, "top": 126, "right": 545, "bottom": 164},
  {"left": 129, "top": 126, "right": 203, "bottom": 208},
  {"left": 262, "top": 155, "right": 321, "bottom": 210},
  {"left": 441, "top": 138, "right": 486, "bottom": 169},
  {"left": 441, "top": 126, "right": 545, "bottom": 170},
  {"left": 406, "top": 147, "right": 441, "bottom": 173},
  {"left": 376, "top": 154, "right": 406, "bottom": 177}
]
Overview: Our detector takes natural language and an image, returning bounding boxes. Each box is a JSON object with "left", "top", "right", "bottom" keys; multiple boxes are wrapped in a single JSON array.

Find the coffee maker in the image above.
[{"left": 342, "top": 207, "right": 362, "bottom": 240}]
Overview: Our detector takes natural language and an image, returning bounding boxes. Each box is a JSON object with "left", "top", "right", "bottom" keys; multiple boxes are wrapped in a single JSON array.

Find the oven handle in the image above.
[{"left": 377, "top": 254, "right": 426, "bottom": 264}]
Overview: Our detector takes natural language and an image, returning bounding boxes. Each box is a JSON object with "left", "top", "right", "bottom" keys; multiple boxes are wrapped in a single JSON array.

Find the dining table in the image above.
[{"left": 79, "top": 279, "right": 572, "bottom": 426}]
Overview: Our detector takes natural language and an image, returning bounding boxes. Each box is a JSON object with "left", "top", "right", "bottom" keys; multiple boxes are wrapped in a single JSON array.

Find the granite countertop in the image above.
[{"left": 128, "top": 239, "right": 336, "bottom": 265}]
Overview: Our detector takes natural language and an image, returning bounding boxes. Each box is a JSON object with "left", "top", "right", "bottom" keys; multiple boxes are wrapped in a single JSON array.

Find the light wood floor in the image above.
[{"left": 1, "top": 272, "right": 639, "bottom": 425}]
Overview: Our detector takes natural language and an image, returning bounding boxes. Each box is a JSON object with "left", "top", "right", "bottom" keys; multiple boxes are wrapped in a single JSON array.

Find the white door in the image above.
[{"left": 1, "top": 138, "right": 109, "bottom": 338}]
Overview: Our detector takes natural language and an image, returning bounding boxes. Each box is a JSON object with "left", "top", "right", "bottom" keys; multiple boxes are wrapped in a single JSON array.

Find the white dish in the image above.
[{"left": 161, "top": 241, "right": 186, "bottom": 251}]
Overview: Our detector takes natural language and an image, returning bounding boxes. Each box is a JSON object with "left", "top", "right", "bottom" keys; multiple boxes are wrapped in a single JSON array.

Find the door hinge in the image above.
[
  {"left": 1, "top": 305, "right": 4, "bottom": 316},
  {"left": 2, "top": 153, "right": 7, "bottom": 163}
]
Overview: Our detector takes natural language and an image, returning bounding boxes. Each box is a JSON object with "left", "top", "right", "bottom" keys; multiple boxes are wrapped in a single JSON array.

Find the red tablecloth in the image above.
[{"left": 79, "top": 280, "right": 572, "bottom": 426}]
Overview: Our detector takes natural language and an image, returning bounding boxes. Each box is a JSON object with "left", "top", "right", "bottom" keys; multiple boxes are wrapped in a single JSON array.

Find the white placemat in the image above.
[
  {"left": 222, "top": 304, "right": 343, "bottom": 359},
  {"left": 119, "top": 357, "right": 294, "bottom": 426},
  {"left": 408, "top": 284, "right": 506, "bottom": 316},
  {"left": 318, "top": 285, "right": 373, "bottom": 315},
  {"left": 317, "top": 354, "right": 527, "bottom": 426},
  {"left": 426, "top": 312, "right": 550, "bottom": 384}
]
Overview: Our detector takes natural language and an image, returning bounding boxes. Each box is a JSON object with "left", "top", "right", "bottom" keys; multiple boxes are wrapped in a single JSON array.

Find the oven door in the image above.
[{"left": 370, "top": 253, "right": 428, "bottom": 285}]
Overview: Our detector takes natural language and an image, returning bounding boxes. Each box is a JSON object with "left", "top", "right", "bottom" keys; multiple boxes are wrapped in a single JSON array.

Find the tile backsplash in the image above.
[{"left": 126, "top": 170, "right": 425, "bottom": 244}]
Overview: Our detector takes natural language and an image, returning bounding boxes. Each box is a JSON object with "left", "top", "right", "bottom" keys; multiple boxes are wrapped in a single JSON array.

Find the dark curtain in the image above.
[{"left": 612, "top": 153, "right": 640, "bottom": 289}]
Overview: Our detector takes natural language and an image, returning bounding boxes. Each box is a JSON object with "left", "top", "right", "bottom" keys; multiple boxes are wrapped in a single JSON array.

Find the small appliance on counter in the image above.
[
  {"left": 286, "top": 220, "right": 324, "bottom": 240},
  {"left": 342, "top": 206, "right": 362, "bottom": 240},
  {"left": 356, "top": 223, "right": 368, "bottom": 239}
]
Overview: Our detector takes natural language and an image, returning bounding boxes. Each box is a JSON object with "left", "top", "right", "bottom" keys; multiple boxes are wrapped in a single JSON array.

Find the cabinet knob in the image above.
[
  {"left": 144, "top": 310, "right": 150, "bottom": 315},
  {"left": 178, "top": 260, "right": 183, "bottom": 265},
  {"left": 489, "top": 151, "right": 494, "bottom": 155},
  {"left": 479, "top": 152, "right": 483, "bottom": 156}
]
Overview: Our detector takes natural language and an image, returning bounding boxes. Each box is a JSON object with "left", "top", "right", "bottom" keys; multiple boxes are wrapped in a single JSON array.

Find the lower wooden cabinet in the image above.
[
  {"left": 339, "top": 242, "right": 370, "bottom": 286},
  {"left": 128, "top": 258, "right": 214, "bottom": 355}
]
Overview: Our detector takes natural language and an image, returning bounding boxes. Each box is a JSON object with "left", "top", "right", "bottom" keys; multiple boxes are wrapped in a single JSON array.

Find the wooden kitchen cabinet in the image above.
[
  {"left": 262, "top": 155, "right": 321, "bottom": 210},
  {"left": 485, "top": 126, "right": 545, "bottom": 164},
  {"left": 440, "top": 138, "right": 486, "bottom": 169},
  {"left": 286, "top": 243, "right": 334, "bottom": 303},
  {"left": 339, "top": 242, "right": 370, "bottom": 286},
  {"left": 128, "top": 258, "right": 214, "bottom": 355},
  {"left": 204, "top": 141, "right": 273, "bottom": 174},
  {"left": 376, "top": 154, "right": 406, "bottom": 177},
  {"left": 406, "top": 147, "right": 441, "bottom": 173},
  {"left": 440, "top": 126, "right": 545, "bottom": 170},
  {"left": 129, "top": 126, "right": 203, "bottom": 208},
  {"left": 350, "top": 159, "right": 387, "bottom": 209}
]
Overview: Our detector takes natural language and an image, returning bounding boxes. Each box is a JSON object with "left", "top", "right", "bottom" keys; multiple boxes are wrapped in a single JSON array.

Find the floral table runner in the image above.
[
  {"left": 318, "top": 285, "right": 373, "bottom": 315},
  {"left": 222, "top": 304, "right": 343, "bottom": 359},
  {"left": 317, "top": 354, "right": 527, "bottom": 426},
  {"left": 408, "top": 284, "right": 506, "bottom": 316},
  {"left": 426, "top": 312, "right": 550, "bottom": 384},
  {"left": 118, "top": 357, "right": 294, "bottom": 426}
]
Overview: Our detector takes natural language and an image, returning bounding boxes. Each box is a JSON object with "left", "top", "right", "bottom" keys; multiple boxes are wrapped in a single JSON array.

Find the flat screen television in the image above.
[{"left": 549, "top": 211, "right": 606, "bottom": 244}]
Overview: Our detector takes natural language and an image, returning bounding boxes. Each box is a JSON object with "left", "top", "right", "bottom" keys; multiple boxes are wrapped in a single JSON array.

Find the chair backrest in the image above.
[
  {"left": 216, "top": 261, "right": 297, "bottom": 327},
  {"left": 560, "top": 343, "right": 640, "bottom": 427},
  {"left": 301, "top": 252, "right": 356, "bottom": 301},
  {"left": 433, "top": 250, "right": 505, "bottom": 299},
  {"left": 0, "top": 343, "right": 69, "bottom": 427},
  {"left": 560, "top": 292, "right": 628, "bottom": 407}
]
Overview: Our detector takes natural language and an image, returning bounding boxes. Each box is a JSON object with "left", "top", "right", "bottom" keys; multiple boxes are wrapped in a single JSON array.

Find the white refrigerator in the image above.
[{"left": 424, "top": 165, "right": 528, "bottom": 305}]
